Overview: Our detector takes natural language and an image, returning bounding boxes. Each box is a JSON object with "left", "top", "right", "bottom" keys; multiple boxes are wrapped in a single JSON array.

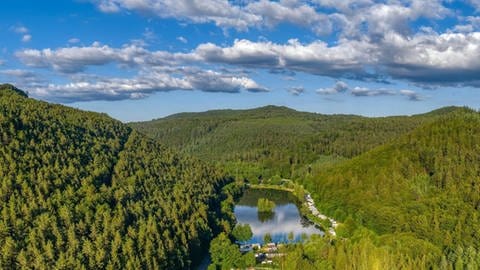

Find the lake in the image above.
[{"left": 234, "top": 188, "right": 323, "bottom": 244}]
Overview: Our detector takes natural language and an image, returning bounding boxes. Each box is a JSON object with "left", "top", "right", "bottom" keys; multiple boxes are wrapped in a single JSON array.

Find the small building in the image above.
[
  {"left": 266, "top": 243, "right": 278, "bottom": 252},
  {"left": 239, "top": 244, "right": 253, "bottom": 253},
  {"left": 252, "top": 243, "right": 261, "bottom": 249}
]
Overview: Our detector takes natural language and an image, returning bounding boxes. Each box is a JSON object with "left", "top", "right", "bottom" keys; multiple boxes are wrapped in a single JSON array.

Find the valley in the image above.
[{"left": 1, "top": 84, "right": 479, "bottom": 269}]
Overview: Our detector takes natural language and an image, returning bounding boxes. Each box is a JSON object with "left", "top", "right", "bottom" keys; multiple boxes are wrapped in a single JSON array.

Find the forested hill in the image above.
[
  {"left": 294, "top": 109, "right": 480, "bottom": 268},
  {"left": 0, "top": 84, "right": 232, "bottom": 269},
  {"left": 130, "top": 105, "right": 468, "bottom": 181}
]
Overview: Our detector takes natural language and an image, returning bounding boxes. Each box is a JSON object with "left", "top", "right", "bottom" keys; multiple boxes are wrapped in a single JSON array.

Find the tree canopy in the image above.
[{"left": 0, "top": 85, "right": 233, "bottom": 269}]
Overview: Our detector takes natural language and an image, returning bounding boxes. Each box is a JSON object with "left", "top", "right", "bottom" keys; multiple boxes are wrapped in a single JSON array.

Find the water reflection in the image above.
[
  {"left": 234, "top": 189, "right": 323, "bottom": 244},
  {"left": 258, "top": 211, "right": 275, "bottom": 222}
]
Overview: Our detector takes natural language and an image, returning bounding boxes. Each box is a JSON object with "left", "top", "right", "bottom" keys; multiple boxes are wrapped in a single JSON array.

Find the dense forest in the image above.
[
  {"left": 131, "top": 105, "right": 466, "bottom": 181},
  {"left": 2, "top": 82, "right": 479, "bottom": 269},
  {"left": 294, "top": 110, "right": 480, "bottom": 269},
  {"left": 133, "top": 104, "right": 479, "bottom": 269},
  {"left": 0, "top": 84, "right": 235, "bottom": 269}
]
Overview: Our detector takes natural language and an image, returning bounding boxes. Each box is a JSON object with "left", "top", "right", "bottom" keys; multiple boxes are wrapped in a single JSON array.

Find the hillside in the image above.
[
  {"left": 131, "top": 105, "right": 463, "bottom": 181},
  {"left": 0, "top": 85, "right": 233, "bottom": 269},
  {"left": 292, "top": 109, "right": 480, "bottom": 269},
  {"left": 132, "top": 104, "right": 479, "bottom": 269}
]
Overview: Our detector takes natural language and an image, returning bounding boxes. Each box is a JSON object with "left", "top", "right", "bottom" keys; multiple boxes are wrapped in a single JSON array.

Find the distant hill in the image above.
[
  {"left": 131, "top": 105, "right": 470, "bottom": 180},
  {"left": 0, "top": 85, "right": 231, "bottom": 269}
]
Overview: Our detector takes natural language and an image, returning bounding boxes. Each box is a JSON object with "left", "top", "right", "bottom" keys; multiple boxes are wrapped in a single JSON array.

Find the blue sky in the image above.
[{"left": 1, "top": 0, "right": 480, "bottom": 121}]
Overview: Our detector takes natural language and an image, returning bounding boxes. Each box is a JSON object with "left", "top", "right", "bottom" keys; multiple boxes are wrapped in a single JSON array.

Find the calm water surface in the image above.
[{"left": 234, "top": 188, "right": 323, "bottom": 244}]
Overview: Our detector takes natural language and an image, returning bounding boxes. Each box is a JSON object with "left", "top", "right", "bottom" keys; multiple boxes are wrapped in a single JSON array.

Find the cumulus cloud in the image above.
[
  {"left": 350, "top": 87, "right": 395, "bottom": 97},
  {"left": 11, "top": 25, "right": 32, "bottom": 43},
  {"left": 22, "top": 34, "right": 32, "bottom": 42},
  {"left": 90, "top": 0, "right": 261, "bottom": 30},
  {"left": 11, "top": 26, "right": 29, "bottom": 34},
  {"left": 287, "top": 86, "right": 305, "bottom": 96},
  {"left": 195, "top": 38, "right": 376, "bottom": 79},
  {"left": 183, "top": 69, "right": 269, "bottom": 93},
  {"left": 86, "top": 0, "right": 348, "bottom": 35},
  {"left": 17, "top": 30, "right": 480, "bottom": 88},
  {"left": 246, "top": 0, "right": 332, "bottom": 35},
  {"left": 23, "top": 67, "right": 267, "bottom": 102},
  {"left": 177, "top": 36, "right": 187, "bottom": 43},
  {"left": 0, "top": 69, "right": 44, "bottom": 86},
  {"left": 379, "top": 31, "right": 480, "bottom": 87},
  {"left": 1, "top": 69, "right": 37, "bottom": 78},
  {"left": 16, "top": 42, "right": 151, "bottom": 73},
  {"left": 11, "top": 1, "right": 480, "bottom": 103},
  {"left": 400, "top": 89, "right": 423, "bottom": 101},
  {"left": 68, "top": 38, "right": 80, "bottom": 44},
  {"left": 87, "top": 0, "right": 451, "bottom": 37},
  {"left": 317, "top": 81, "right": 349, "bottom": 95},
  {"left": 315, "top": 81, "right": 422, "bottom": 101},
  {"left": 468, "top": 0, "right": 480, "bottom": 10},
  {"left": 200, "top": 31, "right": 480, "bottom": 87}
]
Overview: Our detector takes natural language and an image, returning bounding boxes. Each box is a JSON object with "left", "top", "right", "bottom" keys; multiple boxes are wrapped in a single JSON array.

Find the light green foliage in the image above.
[
  {"left": 209, "top": 233, "right": 242, "bottom": 270},
  {"left": 257, "top": 198, "right": 276, "bottom": 213},
  {"left": 232, "top": 223, "right": 253, "bottom": 243},
  {"left": 300, "top": 110, "right": 480, "bottom": 269},
  {"left": 133, "top": 102, "right": 479, "bottom": 269}
]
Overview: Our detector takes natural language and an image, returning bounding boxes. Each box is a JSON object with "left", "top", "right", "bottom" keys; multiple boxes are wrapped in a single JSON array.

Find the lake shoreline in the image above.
[{"left": 246, "top": 183, "right": 337, "bottom": 236}]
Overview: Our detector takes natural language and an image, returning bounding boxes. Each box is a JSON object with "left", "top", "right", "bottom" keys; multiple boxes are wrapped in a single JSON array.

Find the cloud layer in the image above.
[
  {"left": 316, "top": 81, "right": 422, "bottom": 101},
  {"left": 4, "top": 0, "right": 480, "bottom": 102},
  {"left": 17, "top": 30, "right": 480, "bottom": 88}
]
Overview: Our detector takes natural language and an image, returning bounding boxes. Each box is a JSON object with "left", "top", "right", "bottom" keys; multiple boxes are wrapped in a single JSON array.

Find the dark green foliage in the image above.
[
  {"left": 0, "top": 83, "right": 28, "bottom": 97},
  {"left": 0, "top": 86, "right": 231, "bottom": 269},
  {"left": 263, "top": 233, "right": 272, "bottom": 244},
  {"left": 3, "top": 83, "right": 479, "bottom": 269},
  {"left": 131, "top": 105, "right": 457, "bottom": 180}
]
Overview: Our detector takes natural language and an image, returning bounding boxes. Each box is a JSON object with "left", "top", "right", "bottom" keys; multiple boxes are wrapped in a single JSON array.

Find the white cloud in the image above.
[
  {"left": 246, "top": 0, "right": 332, "bottom": 35},
  {"left": 399, "top": 89, "right": 423, "bottom": 101},
  {"left": 177, "top": 36, "right": 188, "bottom": 43},
  {"left": 22, "top": 34, "right": 32, "bottom": 42},
  {"left": 16, "top": 43, "right": 151, "bottom": 73},
  {"left": 1, "top": 69, "right": 36, "bottom": 78},
  {"left": 315, "top": 81, "right": 421, "bottom": 101},
  {"left": 11, "top": 26, "right": 29, "bottom": 34},
  {"left": 195, "top": 38, "right": 376, "bottom": 78},
  {"left": 468, "top": 0, "right": 480, "bottom": 10},
  {"left": 317, "top": 81, "right": 349, "bottom": 95},
  {"left": 91, "top": 0, "right": 261, "bottom": 30},
  {"left": 0, "top": 69, "right": 44, "bottom": 85},
  {"left": 21, "top": 67, "right": 267, "bottom": 102},
  {"left": 380, "top": 31, "right": 480, "bottom": 86},
  {"left": 350, "top": 87, "right": 395, "bottom": 97},
  {"left": 17, "top": 30, "right": 480, "bottom": 88},
  {"left": 11, "top": 25, "right": 32, "bottom": 43},
  {"left": 183, "top": 69, "right": 269, "bottom": 93},
  {"left": 68, "top": 38, "right": 80, "bottom": 44},
  {"left": 287, "top": 86, "right": 305, "bottom": 96}
]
